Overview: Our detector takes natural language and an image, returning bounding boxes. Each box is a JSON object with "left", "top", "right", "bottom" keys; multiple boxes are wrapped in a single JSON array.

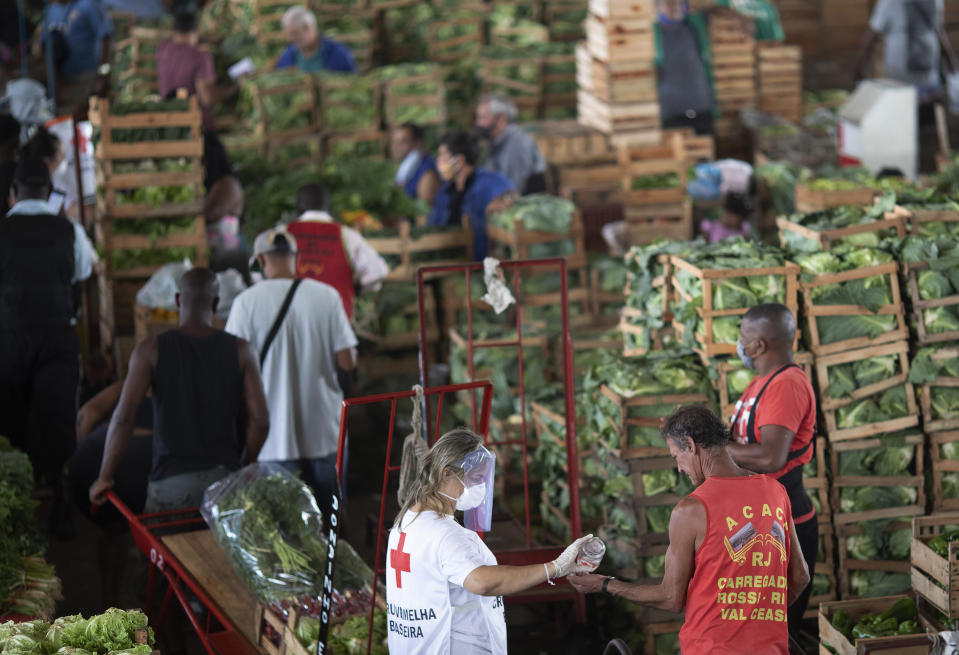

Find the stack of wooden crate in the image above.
[
  {"left": 757, "top": 43, "right": 802, "bottom": 123},
  {"left": 576, "top": 0, "right": 661, "bottom": 146},
  {"left": 709, "top": 12, "right": 755, "bottom": 158},
  {"left": 88, "top": 96, "right": 208, "bottom": 349},
  {"left": 617, "top": 131, "right": 691, "bottom": 245}
]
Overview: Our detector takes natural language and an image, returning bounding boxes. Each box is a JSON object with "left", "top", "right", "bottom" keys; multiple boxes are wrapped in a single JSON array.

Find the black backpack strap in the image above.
[{"left": 259, "top": 278, "right": 302, "bottom": 369}]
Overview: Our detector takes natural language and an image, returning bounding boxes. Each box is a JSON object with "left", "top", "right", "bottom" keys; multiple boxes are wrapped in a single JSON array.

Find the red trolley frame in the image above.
[
  {"left": 105, "top": 492, "right": 260, "bottom": 655},
  {"left": 416, "top": 258, "right": 585, "bottom": 617}
]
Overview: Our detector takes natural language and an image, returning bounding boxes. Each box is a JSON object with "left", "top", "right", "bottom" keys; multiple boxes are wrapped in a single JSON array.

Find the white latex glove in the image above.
[{"left": 550, "top": 534, "right": 598, "bottom": 578}]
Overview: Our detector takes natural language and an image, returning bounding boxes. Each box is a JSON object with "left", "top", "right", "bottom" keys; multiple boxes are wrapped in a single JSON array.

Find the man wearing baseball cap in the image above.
[
  {"left": 0, "top": 157, "right": 94, "bottom": 535},
  {"left": 226, "top": 227, "right": 357, "bottom": 520}
]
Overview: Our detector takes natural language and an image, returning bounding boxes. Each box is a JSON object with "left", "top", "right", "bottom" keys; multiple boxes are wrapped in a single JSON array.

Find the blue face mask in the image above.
[{"left": 737, "top": 339, "right": 755, "bottom": 370}]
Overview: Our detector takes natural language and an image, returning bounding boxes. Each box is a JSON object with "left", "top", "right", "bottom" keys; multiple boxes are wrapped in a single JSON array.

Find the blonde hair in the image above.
[
  {"left": 282, "top": 5, "right": 316, "bottom": 31},
  {"left": 394, "top": 428, "right": 483, "bottom": 529}
]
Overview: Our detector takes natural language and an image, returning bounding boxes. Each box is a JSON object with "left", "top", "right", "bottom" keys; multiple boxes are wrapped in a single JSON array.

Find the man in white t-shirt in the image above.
[{"left": 225, "top": 227, "right": 357, "bottom": 519}]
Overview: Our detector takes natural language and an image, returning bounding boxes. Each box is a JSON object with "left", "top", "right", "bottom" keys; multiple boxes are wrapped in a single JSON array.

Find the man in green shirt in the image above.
[{"left": 713, "top": 0, "right": 785, "bottom": 42}]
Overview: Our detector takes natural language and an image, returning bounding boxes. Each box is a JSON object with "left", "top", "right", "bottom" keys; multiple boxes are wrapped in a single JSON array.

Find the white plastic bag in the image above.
[{"left": 135, "top": 260, "right": 192, "bottom": 310}]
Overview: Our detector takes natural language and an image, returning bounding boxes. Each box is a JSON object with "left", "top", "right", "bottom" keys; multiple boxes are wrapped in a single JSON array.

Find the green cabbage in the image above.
[
  {"left": 837, "top": 399, "right": 885, "bottom": 429},
  {"left": 853, "top": 355, "right": 898, "bottom": 387},
  {"left": 918, "top": 270, "right": 954, "bottom": 300},
  {"left": 727, "top": 367, "right": 756, "bottom": 397},
  {"left": 1, "top": 634, "right": 44, "bottom": 655},
  {"left": 943, "top": 441, "right": 959, "bottom": 460},
  {"left": 642, "top": 470, "right": 677, "bottom": 497},
  {"left": 710, "top": 317, "right": 741, "bottom": 345},
  {"left": 644, "top": 555, "right": 665, "bottom": 578},
  {"left": 879, "top": 386, "right": 909, "bottom": 418},
  {"left": 828, "top": 364, "right": 856, "bottom": 398},
  {"left": 932, "top": 387, "right": 959, "bottom": 419},
  {"left": 840, "top": 486, "right": 917, "bottom": 512},
  {"left": 818, "top": 314, "right": 897, "bottom": 345},
  {"left": 889, "top": 528, "right": 912, "bottom": 560},
  {"left": 924, "top": 307, "right": 959, "bottom": 334},
  {"left": 846, "top": 534, "right": 879, "bottom": 560},
  {"left": 943, "top": 472, "right": 959, "bottom": 498},
  {"left": 714, "top": 278, "right": 757, "bottom": 310},
  {"left": 849, "top": 571, "right": 911, "bottom": 598}
]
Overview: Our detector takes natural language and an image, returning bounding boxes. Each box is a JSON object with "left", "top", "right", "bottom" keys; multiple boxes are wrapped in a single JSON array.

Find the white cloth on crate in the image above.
[
  {"left": 386, "top": 510, "right": 507, "bottom": 655},
  {"left": 225, "top": 278, "right": 357, "bottom": 461}
]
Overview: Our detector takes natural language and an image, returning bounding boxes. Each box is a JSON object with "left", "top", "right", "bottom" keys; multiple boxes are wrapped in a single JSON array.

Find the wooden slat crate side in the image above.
[
  {"left": 910, "top": 512, "right": 959, "bottom": 618},
  {"left": 904, "top": 263, "right": 959, "bottom": 346},
  {"left": 930, "top": 431, "right": 959, "bottom": 512},
  {"left": 836, "top": 521, "right": 914, "bottom": 599},
  {"left": 819, "top": 593, "right": 926, "bottom": 655},
  {"left": 794, "top": 184, "right": 877, "bottom": 212}
]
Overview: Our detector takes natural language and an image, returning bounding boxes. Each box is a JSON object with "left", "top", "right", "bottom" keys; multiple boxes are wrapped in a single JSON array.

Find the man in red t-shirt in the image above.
[
  {"left": 726, "top": 303, "right": 817, "bottom": 638},
  {"left": 569, "top": 406, "right": 809, "bottom": 655}
]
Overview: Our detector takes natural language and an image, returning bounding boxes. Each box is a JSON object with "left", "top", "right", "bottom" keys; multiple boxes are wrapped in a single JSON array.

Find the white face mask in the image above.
[{"left": 441, "top": 475, "right": 487, "bottom": 511}]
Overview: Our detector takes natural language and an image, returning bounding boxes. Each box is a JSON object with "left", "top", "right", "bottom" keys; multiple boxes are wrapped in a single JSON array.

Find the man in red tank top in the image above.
[
  {"left": 569, "top": 406, "right": 809, "bottom": 655},
  {"left": 286, "top": 183, "right": 388, "bottom": 320},
  {"left": 726, "top": 303, "right": 818, "bottom": 638}
]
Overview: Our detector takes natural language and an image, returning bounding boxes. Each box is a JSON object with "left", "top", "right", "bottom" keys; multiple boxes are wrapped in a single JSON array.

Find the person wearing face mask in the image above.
[
  {"left": 569, "top": 406, "right": 809, "bottom": 655},
  {"left": 474, "top": 94, "right": 547, "bottom": 195},
  {"left": 387, "top": 428, "right": 598, "bottom": 655},
  {"left": 391, "top": 123, "right": 441, "bottom": 204},
  {"left": 726, "top": 303, "right": 818, "bottom": 640},
  {"left": 275, "top": 6, "right": 356, "bottom": 74},
  {"left": 427, "top": 131, "right": 516, "bottom": 261}
]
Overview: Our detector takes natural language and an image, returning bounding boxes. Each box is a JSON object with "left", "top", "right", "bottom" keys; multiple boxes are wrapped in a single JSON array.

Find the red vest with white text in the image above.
[{"left": 287, "top": 221, "right": 355, "bottom": 319}]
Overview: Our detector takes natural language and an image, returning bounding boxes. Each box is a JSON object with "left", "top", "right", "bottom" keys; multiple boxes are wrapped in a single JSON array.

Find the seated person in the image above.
[
  {"left": 701, "top": 191, "right": 753, "bottom": 243},
  {"left": 427, "top": 131, "right": 516, "bottom": 261},
  {"left": 275, "top": 6, "right": 356, "bottom": 74},
  {"left": 391, "top": 123, "right": 440, "bottom": 204}
]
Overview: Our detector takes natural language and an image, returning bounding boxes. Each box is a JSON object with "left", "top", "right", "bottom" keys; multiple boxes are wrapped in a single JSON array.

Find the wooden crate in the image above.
[
  {"left": 244, "top": 72, "right": 321, "bottom": 158},
  {"left": 598, "top": 384, "right": 712, "bottom": 460},
  {"left": 618, "top": 132, "right": 687, "bottom": 206},
  {"left": 903, "top": 204, "right": 959, "bottom": 236},
  {"left": 776, "top": 212, "right": 904, "bottom": 252},
  {"left": 620, "top": 308, "right": 672, "bottom": 357},
  {"left": 837, "top": 522, "right": 914, "bottom": 600},
  {"left": 588, "top": 0, "right": 655, "bottom": 20},
  {"left": 526, "top": 119, "right": 612, "bottom": 166},
  {"left": 794, "top": 184, "right": 876, "bottom": 212},
  {"left": 576, "top": 42, "right": 657, "bottom": 105},
  {"left": 669, "top": 255, "right": 799, "bottom": 358},
  {"left": 904, "top": 262, "right": 959, "bottom": 346},
  {"left": 625, "top": 201, "right": 692, "bottom": 246},
  {"left": 318, "top": 75, "right": 381, "bottom": 134},
  {"left": 920, "top": 372, "right": 959, "bottom": 434},
  {"left": 805, "top": 523, "right": 839, "bottom": 620},
  {"left": 828, "top": 432, "right": 925, "bottom": 525},
  {"left": 819, "top": 594, "right": 928, "bottom": 655},
  {"left": 930, "top": 431, "right": 959, "bottom": 512},
  {"left": 96, "top": 217, "right": 208, "bottom": 279},
  {"left": 800, "top": 263, "right": 908, "bottom": 357},
  {"left": 664, "top": 128, "right": 715, "bottom": 165},
  {"left": 365, "top": 221, "right": 471, "bottom": 283},
  {"left": 321, "top": 129, "right": 387, "bottom": 160},
  {"left": 543, "top": 0, "right": 587, "bottom": 42},
  {"left": 584, "top": 14, "right": 655, "bottom": 62},
  {"left": 911, "top": 512, "right": 959, "bottom": 619},
  {"left": 89, "top": 96, "right": 203, "bottom": 162},
  {"left": 426, "top": 15, "right": 484, "bottom": 65},
  {"left": 589, "top": 268, "right": 623, "bottom": 326},
  {"left": 114, "top": 26, "right": 163, "bottom": 80},
  {"left": 577, "top": 88, "right": 661, "bottom": 137},
  {"left": 486, "top": 210, "right": 587, "bottom": 267},
  {"left": 382, "top": 70, "right": 446, "bottom": 128},
  {"left": 361, "top": 285, "right": 439, "bottom": 353},
  {"left": 814, "top": 341, "right": 919, "bottom": 442}
]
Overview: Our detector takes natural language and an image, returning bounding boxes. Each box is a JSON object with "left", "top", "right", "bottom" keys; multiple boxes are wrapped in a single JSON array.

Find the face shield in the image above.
[{"left": 456, "top": 446, "right": 496, "bottom": 532}]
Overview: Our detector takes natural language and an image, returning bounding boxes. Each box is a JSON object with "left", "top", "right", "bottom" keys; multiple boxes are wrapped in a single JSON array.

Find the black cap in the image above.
[{"left": 13, "top": 157, "right": 52, "bottom": 189}]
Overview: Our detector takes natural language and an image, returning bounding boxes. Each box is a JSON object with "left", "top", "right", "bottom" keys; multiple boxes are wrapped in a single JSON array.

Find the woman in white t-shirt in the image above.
[{"left": 386, "top": 428, "right": 596, "bottom": 655}]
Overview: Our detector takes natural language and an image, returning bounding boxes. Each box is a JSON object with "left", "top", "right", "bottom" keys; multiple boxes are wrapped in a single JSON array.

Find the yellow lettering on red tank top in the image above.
[{"left": 713, "top": 503, "right": 790, "bottom": 624}]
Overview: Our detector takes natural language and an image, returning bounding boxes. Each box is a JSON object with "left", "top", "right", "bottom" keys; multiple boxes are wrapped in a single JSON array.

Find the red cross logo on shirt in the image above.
[{"left": 390, "top": 532, "right": 412, "bottom": 588}]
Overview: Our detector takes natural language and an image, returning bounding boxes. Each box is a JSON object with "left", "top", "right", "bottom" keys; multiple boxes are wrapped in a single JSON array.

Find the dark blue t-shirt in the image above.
[
  {"left": 275, "top": 37, "right": 356, "bottom": 73},
  {"left": 428, "top": 167, "right": 515, "bottom": 260},
  {"left": 45, "top": 0, "right": 113, "bottom": 77}
]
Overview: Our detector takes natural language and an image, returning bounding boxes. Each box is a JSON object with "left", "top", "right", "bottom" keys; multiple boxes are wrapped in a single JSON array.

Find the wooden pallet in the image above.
[
  {"left": 669, "top": 255, "right": 799, "bottom": 358},
  {"left": 800, "top": 262, "right": 908, "bottom": 357},
  {"left": 911, "top": 512, "right": 959, "bottom": 619},
  {"left": 930, "top": 430, "right": 959, "bottom": 512},
  {"left": 828, "top": 432, "right": 925, "bottom": 525},
  {"left": 819, "top": 594, "right": 928, "bottom": 654}
]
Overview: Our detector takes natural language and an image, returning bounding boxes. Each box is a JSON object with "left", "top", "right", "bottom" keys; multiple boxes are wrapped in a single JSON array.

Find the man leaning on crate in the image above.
[
  {"left": 725, "top": 303, "right": 819, "bottom": 639},
  {"left": 570, "top": 406, "right": 810, "bottom": 655}
]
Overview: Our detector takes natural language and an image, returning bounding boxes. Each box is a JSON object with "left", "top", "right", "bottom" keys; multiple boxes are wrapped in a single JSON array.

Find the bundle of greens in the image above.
[
  {"left": 835, "top": 386, "right": 910, "bottom": 430},
  {"left": 630, "top": 172, "right": 681, "bottom": 191},
  {"left": 429, "top": 10, "right": 483, "bottom": 59},
  {"left": 110, "top": 248, "right": 197, "bottom": 272},
  {"left": 622, "top": 240, "right": 696, "bottom": 352},
  {"left": 0, "top": 608, "right": 154, "bottom": 654},
  {"left": 671, "top": 238, "right": 788, "bottom": 347},
  {"left": 489, "top": 194, "right": 576, "bottom": 240},
  {"left": 755, "top": 162, "right": 799, "bottom": 216},
  {"left": 794, "top": 245, "right": 899, "bottom": 345},
  {"left": 830, "top": 596, "right": 919, "bottom": 639},
  {"left": 296, "top": 610, "right": 387, "bottom": 655},
  {"left": 846, "top": 522, "right": 911, "bottom": 562}
]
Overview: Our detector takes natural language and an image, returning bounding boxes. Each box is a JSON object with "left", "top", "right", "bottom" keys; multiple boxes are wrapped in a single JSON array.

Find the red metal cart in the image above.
[{"left": 105, "top": 491, "right": 261, "bottom": 655}]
